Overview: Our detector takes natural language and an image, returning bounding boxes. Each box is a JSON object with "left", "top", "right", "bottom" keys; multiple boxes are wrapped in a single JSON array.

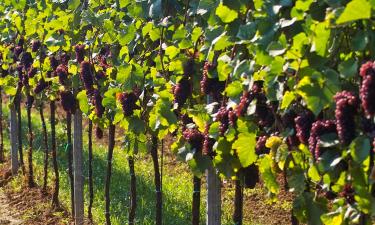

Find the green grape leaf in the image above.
[
  {"left": 232, "top": 133, "right": 257, "bottom": 168},
  {"left": 215, "top": 3, "right": 238, "bottom": 23},
  {"left": 76, "top": 90, "right": 89, "bottom": 115},
  {"left": 336, "top": 0, "right": 371, "bottom": 24}
]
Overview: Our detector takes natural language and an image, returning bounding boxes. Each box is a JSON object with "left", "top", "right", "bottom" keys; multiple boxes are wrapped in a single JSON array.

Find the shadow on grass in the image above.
[{"left": 3, "top": 106, "right": 198, "bottom": 225}]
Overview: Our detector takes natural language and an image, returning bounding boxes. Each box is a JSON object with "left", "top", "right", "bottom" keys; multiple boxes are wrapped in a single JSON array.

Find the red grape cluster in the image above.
[
  {"left": 216, "top": 107, "right": 230, "bottom": 136},
  {"left": 183, "top": 58, "right": 195, "bottom": 78},
  {"left": 27, "top": 67, "right": 37, "bottom": 78},
  {"left": 31, "top": 40, "right": 41, "bottom": 52},
  {"left": 236, "top": 91, "right": 253, "bottom": 117},
  {"left": 26, "top": 95, "right": 34, "bottom": 109},
  {"left": 13, "top": 46, "right": 23, "bottom": 61},
  {"left": 49, "top": 55, "right": 59, "bottom": 71},
  {"left": 92, "top": 89, "right": 104, "bottom": 117},
  {"left": 34, "top": 79, "right": 49, "bottom": 94},
  {"left": 56, "top": 64, "right": 68, "bottom": 84},
  {"left": 359, "top": 61, "right": 375, "bottom": 117},
  {"left": 282, "top": 110, "right": 299, "bottom": 147},
  {"left": 228, "top": 108, "right": 237, "bottom": 127},
  {"left": 255, "top": 93, "right": 274, "bottom": 127},
  {"left": 183, "top": 128, "right": 205, "bottom": 152},
  {"left": 334, "top": 91, "right": 358, "bottom": 145},
  {"left": 80, "top": 61, "right": 94, "bottom": 94},
  {"left": 203, "top": 123, "right": 215, "bottom": 157},
  {"left": 294, "top": 111, "right": 315, "bottom": 144},
  {"left": 256, "top": 135, "right": 269, "bottom": 155},
  {"left": 96, "top": 70, "right": 106, "bottom": 80},
  {"left": 340, "top": 184, "right": 355, "bottom": 204},
  {"left": 75, "top": 44, "right": 85, "bottom": 63},
  {"left": 60, "top": 52, "right": 70, "bottom": 66},
  {"left": 200, "top": 61, "right": 225, "bottom": 101},
  {"left": 173, "top": 77, "right": 192, "bottom": 108},
  {"left": 21, "top": 52, "right": 33, "bottom": 70},
  {"left": 308, "top": 120, "right": 336, "bottom": 159},
  {"left": 117, "top": 92, "right": 139, "bottom": 116},
  {"left": 60, "top": 90, "right": 77, "bottom": 114}
]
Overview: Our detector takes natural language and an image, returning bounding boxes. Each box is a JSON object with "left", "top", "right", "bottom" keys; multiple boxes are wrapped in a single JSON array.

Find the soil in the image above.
[{"left": 0, "top": 162, "right": 72, "bottom": 225}]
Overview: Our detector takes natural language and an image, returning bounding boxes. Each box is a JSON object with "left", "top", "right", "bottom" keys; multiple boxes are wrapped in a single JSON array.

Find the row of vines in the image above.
[{"left": 0, "top": 0, "right": 374, "bottom": 224}]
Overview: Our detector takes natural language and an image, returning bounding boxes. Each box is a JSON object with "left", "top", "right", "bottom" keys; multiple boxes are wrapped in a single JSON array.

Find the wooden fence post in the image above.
[
  {"left": 10, "top": 102, "right": 18, "bottom": 174},
  {"left": 206, "top": 164, "right": 221, "bottom": 225},
  {"left": 73, "top": 108, "right": 84, "bottom": 225},
  {"left": 206, "top": 95, "right": 221, "bottom": 225}
]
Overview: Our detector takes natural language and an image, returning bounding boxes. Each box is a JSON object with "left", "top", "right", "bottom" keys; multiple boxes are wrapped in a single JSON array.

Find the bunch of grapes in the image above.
[
  {"left": 26, "top": 95, "right": 34, "bottom": 109},
  {"left": 255, "top": 93, "right": 274, "bottom": 127},
  {"left": 56, "top": 64, "right": 68, "bottom": 84},
  {"left": 117, "top": 92, "right": 139, "bottom": 116},
  {"left": 173, "top": 77, "right": 192, "bottom": 108},
  {"left": 21, "top": 52, "right": 33, "bottom": 69},
  {"left": 96, "top": 127, "right": 103, "bottom": 139},
  {"left": 360, "top": 61, "right": 375, "bottom": 117},
  {"left": 60, "top": 90, "right": 77, "bottom": 114},
  {"left": 34, "top": 79, "right": 48, "bottom": 94},
  {"left": 340, "top": 184, "right": 355, "bottom": 204},
  {"left": 183, "top": 128, "right": 205, "bottom": 152},
  {"left": 31, "top": 40, "right": 41, "bottom": 52},
  {"left": 216, "top": 107, "right": 230, "bottom": 136},
  {"left": 13, "top": 46, "right": 23, "bottom": 61},
  {"left": 308, "top": 120, "right": 336, "bottom": 160},
  {"left": 236, "top": 91, "right": 253, "bottom": 117},
  {"left": 60, "top": 52, "right": 70, "bottom": 66},
  {"left": 183, "top": 58, "right": 195, "bottom": 79},
  {"left": 16, "top": 65, "right": 23, "bottom": 86},
  {"left": 294, "top": 111, "right": 315, "bottom": 144},
  {"left": 200, "top": 61, "right": 225, "bottom": 101},
  {"left": 256, "top": 135, "right": 269, "bottom": 155},
  {"left": 49, "top": 55, "right": 59, "bottom": 71},
  {"left": 96, "top": 70, "right": 106, "bottom": 80},
  {"left": 92, "top": 90, "right": 104, "bottom": 118},
  {"left": 334, "top": 91, "right": 358, "bottom": 145},
  {"left": 17, "top": 37, "right": 24, "bottom": 47},
  {"left": 359, "top": 61, "right": 374, "bottom": 78},
  {"left": 240, "top": 164, "right": 259, "bottom": 189},
  {"left": 228, "top": 108, "right": 237, "bottom": 127},
  {"left": 27, "top": 67, "right": 37, "bottom": 78},
  {"left": 75, "top": 44, "right": 85, "bottom": 63},
  {"left": 282, "top": 110, "right": 299, "bottom": 147},
  {"left": 203, "top": 123, "right": 215, "bottom": 157},
  {"left": 80, "top": 61, "right": 94, "bottom": 93}
]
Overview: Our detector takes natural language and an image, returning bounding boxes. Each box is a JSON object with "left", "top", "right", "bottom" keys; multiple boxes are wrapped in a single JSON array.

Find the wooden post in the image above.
[
  {"left": 73, "top": 109, "right": 84, "bottom": 225},
  {"left": 206, "top": 96, "right": 221, "bottom": 225},
  {"left": 206, "top": 165, "right": 221, "bottom": 225},
  {"left": 10, "top": 102, "right": 18, "bottom": 174}
]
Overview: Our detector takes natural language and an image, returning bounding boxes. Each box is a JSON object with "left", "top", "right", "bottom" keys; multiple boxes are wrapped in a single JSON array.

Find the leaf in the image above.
[
  {"left": 232, "top": 133, "right": 257, "bottom": 167},
  {"left": 165, "top": 46, "right": 179, "bottom": 59},
  {"left": 311, "top": 22, "right": 331, "bottom": 56},
  {"left": 259, "top": 155, "right": 279, "bottom": 194},
  {"left": 338, "top": 58, "right": 358, "bottom": 79},
  {"left": 225, "top": 81, "right": 242, "bottom": 98},
  {"left": 281, "top": 91, "right": 295, "bottom": 109},
  {"left": 76, "top": 90, "right": 89, "bottom": 115},
  {"left": 215, "top": 3, "right": 238, "bottom": 23},
  {"left": 336, "top": 0, "right": 371, "bottom": 24},
  {"left": 350, "top": 136, "right": 370, "bottom": 163}
]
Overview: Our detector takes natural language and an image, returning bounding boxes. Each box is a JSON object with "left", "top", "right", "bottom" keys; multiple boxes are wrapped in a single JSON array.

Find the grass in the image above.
[{"left": 1, "top": 104, "right": 259, "bottom": 225}]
